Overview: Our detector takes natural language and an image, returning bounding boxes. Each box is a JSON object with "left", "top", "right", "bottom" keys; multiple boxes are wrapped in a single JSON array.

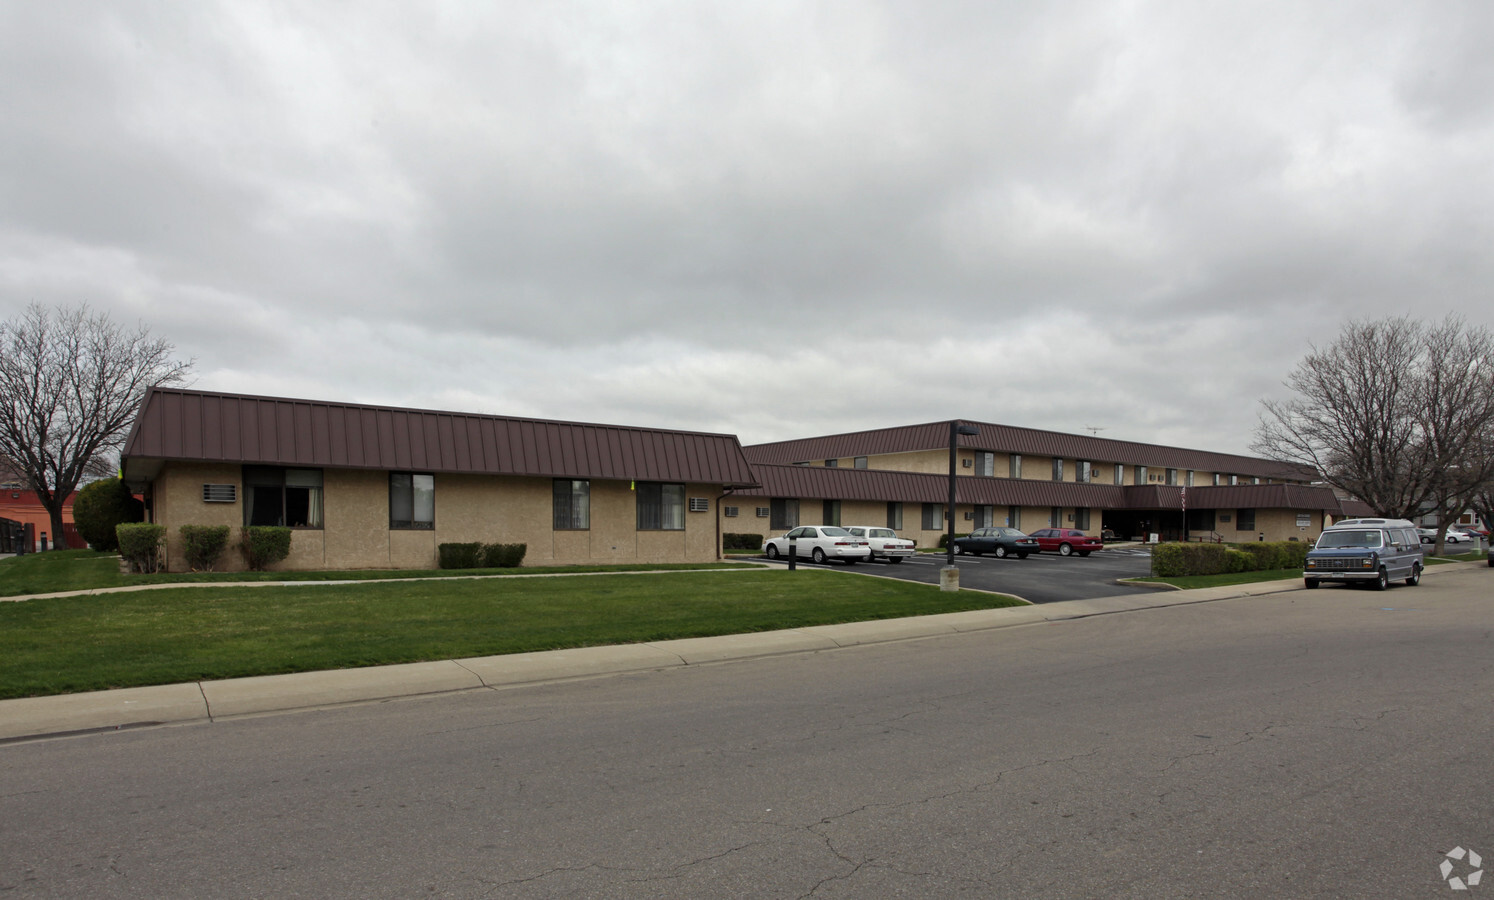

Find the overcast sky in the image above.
[{"left": 4, "top": 2, "right": 1492, "bottom": 457}]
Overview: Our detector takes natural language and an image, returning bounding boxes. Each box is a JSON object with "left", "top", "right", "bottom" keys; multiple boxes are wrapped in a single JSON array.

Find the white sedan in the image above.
[
  {"left": 843, "top": 526, "right": 916, "bottom": 563},
  {"left": 763, "top": 526, "right": 871, "bottom": 565}
]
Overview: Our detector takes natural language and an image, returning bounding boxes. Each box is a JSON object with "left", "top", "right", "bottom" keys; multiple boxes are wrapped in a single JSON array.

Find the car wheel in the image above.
[
  {"left": 1406, "top": 565, "right": 1421, "bottom": 586},
  {"left": 812, "top": 547, "right": 827, "bottom": 564},
  {"left": 1373, "top": 568, "right": 1389, "bottom": 591},
  {"left": 994, "top": 545, "right": 1008, "bottom": 558},
  {"left": 766, "top": 544, "right": 780, "bottom": 560},
  {"left": 1304, "top": 579, "right": 1319, "bottom": 589},
  {"left": 1059, "top": 543, "right": 1073, "bottom": 556}
]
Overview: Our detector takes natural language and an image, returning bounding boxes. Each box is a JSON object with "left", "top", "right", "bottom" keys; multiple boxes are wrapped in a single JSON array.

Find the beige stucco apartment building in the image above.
[{"left": 121, "top": 391, "right": 1367, "bottom": 572}]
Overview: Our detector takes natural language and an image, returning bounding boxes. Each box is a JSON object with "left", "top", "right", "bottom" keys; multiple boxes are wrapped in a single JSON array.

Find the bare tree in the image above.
[
  {"left": 0, "top": 304, "right": 191, "bottom": 547},
  {"left": 1413, "top": 318, "right": 1494, "bottom": 553},
  {"left": 1254, "top": 315, "right": 1494, "bottom": 555},
  {"left": 1254, "top": 317, "right": 1433, "bottom": 519}
]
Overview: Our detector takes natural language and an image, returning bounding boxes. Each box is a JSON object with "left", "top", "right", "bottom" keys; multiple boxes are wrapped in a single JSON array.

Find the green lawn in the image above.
[
  {"left": 0, "top": 566, "right": 1025, "bottom": 700},
  {"left": 0, "top": 549, "right": 756, "bottom": 597}
]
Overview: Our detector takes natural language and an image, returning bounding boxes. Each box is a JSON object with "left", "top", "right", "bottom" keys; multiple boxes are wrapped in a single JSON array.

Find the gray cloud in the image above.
[{"left": 3, "top": 0, "right": 1493, "bottom": 457}]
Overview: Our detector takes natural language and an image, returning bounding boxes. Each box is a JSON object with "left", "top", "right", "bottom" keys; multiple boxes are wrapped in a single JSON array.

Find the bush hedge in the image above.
[
  {"left": 481, "top": 542, "right": 527, "bottom": 568},
  {"left": 1150, "top": 540, "right": 1309, "bottom": 577},
  {"left": 180, "top": 524, "right": 231, "bottom": 572},
  {"left": 240, "top": 526, "right": 293, "bottom": 571},
  {"left": 438, "top": 542, "right": 482, "bottom": 569},
  {"left": 116, "top": 523, "right": 166, "bottom": 573},
  {"left": 72, "top": 478, "right": 144, "bottom": 552},
  {"left": 723, "top": 533, "right": 763, "bottom": 551}
]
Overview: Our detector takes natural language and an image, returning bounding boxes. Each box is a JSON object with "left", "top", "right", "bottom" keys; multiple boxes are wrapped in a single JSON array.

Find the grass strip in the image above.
[
  {"left": 1128, "top": 568, "right": 1303, "bottom": 590},
  {"left": 0, "top": 550, "right": 755, "bottom": 597},
  {"left": 0, "top": 570, "right": 1024, "bottom": 700}
]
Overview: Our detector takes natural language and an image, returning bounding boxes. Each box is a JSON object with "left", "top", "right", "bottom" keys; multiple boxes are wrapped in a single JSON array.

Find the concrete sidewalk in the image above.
[{"left": 0, "top": 575, "right": 1326, "bottom": 744}]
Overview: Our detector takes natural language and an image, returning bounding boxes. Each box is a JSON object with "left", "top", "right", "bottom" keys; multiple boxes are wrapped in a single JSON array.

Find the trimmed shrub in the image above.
[
  {"left": 439, "top": 542, "right": 482, "bottom": 569},
  {"left": 1224, "top": 548, "right": 1253, "bottom": 573},
  {"left": 723, "top": 533, "right": 763, "bottom": 551},
  {"left": 488, "top": 542, "right": 527, "bottom": 568},
  {"left": 180, "top": 524, "right": 231, "bottom": 572},
  {"left": 937, "top": 532, "right": 970, "bottom": 550},
  {"left": 72, "top": 478, "right": 144, "bottom": 552},
  {"left": 240, "top": 526, "right": 293, "bottom": 571},
  {"left": 116, "top": 523, "right": 166, "bottom": 573},
  {"left": 1150, "top": 542, "right": 1230, "bottom": 577}
]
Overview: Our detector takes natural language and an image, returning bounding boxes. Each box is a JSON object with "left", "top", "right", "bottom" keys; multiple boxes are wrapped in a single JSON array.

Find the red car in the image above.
[{"left": 1026, "top": 528, "right": 1103, "bottom": 557}]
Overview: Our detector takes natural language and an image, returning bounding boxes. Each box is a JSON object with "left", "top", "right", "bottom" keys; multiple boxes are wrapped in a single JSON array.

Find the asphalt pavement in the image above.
[{"left": 756, "top": 543, "right": 1157, "bottom": 603}]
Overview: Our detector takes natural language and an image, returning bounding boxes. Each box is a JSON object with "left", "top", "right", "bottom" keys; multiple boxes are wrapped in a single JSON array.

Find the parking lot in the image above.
[{"left": 754, "top": 544, "right": 1159, "bottom": 604}]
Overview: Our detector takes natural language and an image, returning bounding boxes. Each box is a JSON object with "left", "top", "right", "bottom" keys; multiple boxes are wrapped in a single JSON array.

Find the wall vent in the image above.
[{"left": 202, "top": 484, "right": 237, "bottom": 503}]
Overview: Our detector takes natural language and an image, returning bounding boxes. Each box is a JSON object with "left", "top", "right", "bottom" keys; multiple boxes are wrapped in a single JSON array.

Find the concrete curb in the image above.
[{"left": 2, "top": 564, "right": 1481, "bottom": 743}]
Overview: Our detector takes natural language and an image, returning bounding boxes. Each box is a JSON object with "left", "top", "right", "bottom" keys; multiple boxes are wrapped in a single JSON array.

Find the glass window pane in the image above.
[{"left": 412, "top": 474, "right": 435, "bottom": 526}]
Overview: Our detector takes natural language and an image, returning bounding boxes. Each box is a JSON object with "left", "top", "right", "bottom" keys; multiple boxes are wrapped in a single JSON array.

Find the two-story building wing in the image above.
[{"left": 726, "top": 420, "right": 1365, "bottom": 546}]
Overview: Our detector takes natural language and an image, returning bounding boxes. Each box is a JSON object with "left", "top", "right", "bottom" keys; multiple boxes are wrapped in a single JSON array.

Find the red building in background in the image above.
[{"left": 0, "top": 472, "right": 82, "bottom": 551}]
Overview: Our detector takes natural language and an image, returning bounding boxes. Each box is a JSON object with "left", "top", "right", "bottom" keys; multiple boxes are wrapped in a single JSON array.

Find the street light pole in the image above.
[{"left": 946, "top": 420, "right": 980, "bottom": 571}]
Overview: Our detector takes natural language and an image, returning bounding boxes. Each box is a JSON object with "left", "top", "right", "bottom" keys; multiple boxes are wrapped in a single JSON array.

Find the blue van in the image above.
[{"left": 1304, "top": 518, "right": 1424, "bottom": 591}]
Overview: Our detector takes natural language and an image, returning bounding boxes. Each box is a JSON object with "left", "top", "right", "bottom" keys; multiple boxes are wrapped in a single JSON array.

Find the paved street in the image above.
[
  {"left": 759, "top": 544, "right": 1158, "bottom": 603},
  {"left": 2, "top": 565, "right": 1490, "bottom": 898}
]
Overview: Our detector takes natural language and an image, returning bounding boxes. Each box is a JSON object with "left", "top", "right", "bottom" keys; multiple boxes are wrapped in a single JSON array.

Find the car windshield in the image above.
[
  {"left": 997, "top": 528, "right": 1024, "bottom": 537},
  {"left": 1316, "top": 530, "right": 1384, "bottom": 549},
  {"left": 821, "top": 527, "right": 851, "bottom": 537}
]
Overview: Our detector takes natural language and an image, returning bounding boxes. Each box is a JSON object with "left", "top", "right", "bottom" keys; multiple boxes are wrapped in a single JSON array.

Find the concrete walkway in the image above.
[{"left": 0, "top": 573, "right": 1325, "bottom": 744}]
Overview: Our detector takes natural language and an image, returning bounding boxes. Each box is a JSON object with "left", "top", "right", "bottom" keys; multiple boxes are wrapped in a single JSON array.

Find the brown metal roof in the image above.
[
  {"left": 743, "top": 419, "right": 1318, "bottom": 482},
  {"left": 121, "top": 388, "right": 760, "bottom": 486},
  {"left": 732, "top": 465, "right": 1342, "bottom": 512}
]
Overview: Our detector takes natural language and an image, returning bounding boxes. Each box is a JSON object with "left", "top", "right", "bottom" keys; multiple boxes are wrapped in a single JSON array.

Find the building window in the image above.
[
  {"left": 975, "top": 505, "right": 994, "bottom": 527},
  {"left": 1229, "top": 475, "right": 1239, "bottom": 485},
  {"left": 756, "top": 507, "right": 770, "bottom": 518},
  {"left": 1212, "top": 473, "right": 1222, "bottom": 486},
  {"left": 977, "top": 452, "right": 995, "bottom": 476},
  {"left": 1237, "top": 509, "right": 1256, "bottom": 531},
  {"left": 1050, "top": 506, "right": 1062, "bottom": 527},
  {"left": 243, "top": 466, "right": 322, "bottom": 528},
  {"left": 390, "top": 473, "right": 435, "bottom": 530},
  {"left": 921, "top": 503, "right": 945, "bottom": 530},
  {"left": 1052, "top": 458, "right": 1064, "bottom": 481},
  {"left": 552, "top": 479, "right": 590, "bottom": 529},
  {"left": 724, "top": 506, "right": 739, "bottom": 518},
  {"left": 1074, "top": 507, "right": 1090, "bottom": 530},
  {"left": 823, "top": 499, "right": 841, "bottom": 526},
  {"left": 825, "top": 459, "right": 838, "bottom": 468},
  {"left": 637, "top": 482, "right": 685, "bottom": 530},
  {"left": 770, "top": 498, "right": 799, "bottom": 530},
  {"left": 1010, "top": 454, "right": 1022, "bottom": 479},
  {"left": 1008, "top": 505, "right": 1021, "bottom": 529},
  {"left": 1134, "top": 466, "right": 1147, "bottom": 486},
  {"left": 1077, "top": 460, "right": 1091, "bottom": 484},
  {"left": 1114, "top": 463, "right": 1124, "bottom": 485},
  {"left": 1166, "top": 468, "right": 1178, "bottom": 486},
  {"left": 854, "top": 456, "right": 868, "bottom": 469},
  {"left": 886, "top": 502, "right": 903, "bottom": 530}
]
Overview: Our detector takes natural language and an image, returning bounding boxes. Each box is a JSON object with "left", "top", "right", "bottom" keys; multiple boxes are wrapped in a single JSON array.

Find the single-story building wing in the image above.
[{"left": 120, "top": 388, "right": 759, "bottom": 572}]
